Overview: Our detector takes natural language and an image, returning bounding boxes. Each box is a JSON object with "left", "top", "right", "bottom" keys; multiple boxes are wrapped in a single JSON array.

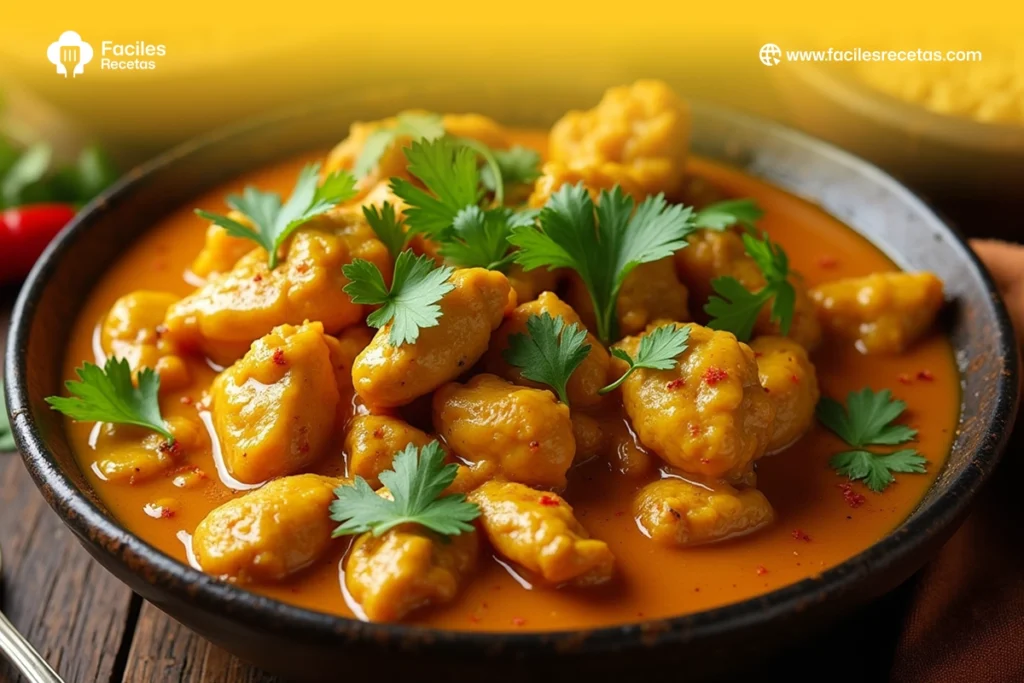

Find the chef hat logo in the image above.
[{"left": 46, "top": 31, "right": 95, "bottom": 78}]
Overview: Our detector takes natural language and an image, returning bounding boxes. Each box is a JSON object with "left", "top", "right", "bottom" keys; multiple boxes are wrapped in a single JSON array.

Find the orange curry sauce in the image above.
[{"left": 62, "top": 130, "right": 959, "bottom": 632}]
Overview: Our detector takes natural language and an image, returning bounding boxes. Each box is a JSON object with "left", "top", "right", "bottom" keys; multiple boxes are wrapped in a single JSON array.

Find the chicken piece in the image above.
[
  {"left": 325, "top": 111, "right": 510, "bottom": 201},
  {"left": 615, "top": 323, "right": 774, "bottom": 480},
  {"left": 505, "top": 263, "right": 561, "bottom": 304},
  {"left": 470, "top": 481, "right": 614, "bottom": 586},
  {"left": 326, "top": 325, "right": 375, "bottom": 434},
  {"left": 92, "top": 417, "right": 206, "bottom": 484},
  {"left": 567, "top": 258, "right": 690, "bottom": 339},
  {"left": 809, "top": 272, "right": 944, "bottom": 354},
  {"left": 192, "top": 474, "right": 340, "bottom": 583},
  {"left": 211, "top": 321, "right": 340, "bottom": 484},
  {"left": 675, "top": 229, "right": 821, "bottom": 350},
  {"left": 571, "top": 412, "right": 604, "bottom": 464},
  {"left": 527, "top": 159, "right": 645, "bottom": 208},
  {"left": 164, "top": 214, "right": 390, "bottom": 367},
  {"left": 751, "top": 336, "right": 820, "bottom": 453},
  {"left": 633, "top": 478, "right": 774, "bottom": 546},
  {"left": 190, "top": 216, "right": 257, "bottom": 279},
  {"left": 353, "top": 268, "right": 512, "bottom": 409},
  {"left": 547, "top": 80, "right": 691, "bottom": 198},
  {"left": 433, "top": 374, "right": 576, "bottom": 489},
  {"left": 483, "top": 291, "right": 611, "bottom": 408},
  {"left": 345, "top": 415, "right": 437, "bottom": 488},
  {"left": 101, "top": 291, "right": 190, "bottom": 392},
  {"left": 345, "top": 526, "right": 478, "bottom": 622}
]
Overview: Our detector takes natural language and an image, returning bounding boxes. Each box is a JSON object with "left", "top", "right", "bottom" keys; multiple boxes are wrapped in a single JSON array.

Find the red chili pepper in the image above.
[{"left": 0, "top": 203, "right": 77, "bottom": 283}]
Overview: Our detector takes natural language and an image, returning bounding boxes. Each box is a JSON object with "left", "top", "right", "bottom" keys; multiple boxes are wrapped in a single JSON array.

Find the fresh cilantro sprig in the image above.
[
  {"left": 704, "top": 231, "right": 795, "bottom": 342},
  {"left": 353, "top": 112, "right": 445, "bottom": 179},
  {"left": 480, "top": 145, "right": 541, "bottom": 196},
  {"left": 330, "top": 440, "right": 479, "bottom": 537},
  {"left": 502, "top": 313, "right": 591, "bottom": 406},
  {"left": 342, "top": 250, "right": 454, "bottom": 346},
  {"left": 693, "top": 198, "right": 764, "bottom": 231},
  {"left": 816, "top": 388, "right": 927, "bottom": 493},
  {"left": 362, "top": 202, "right": 408, "bottom": 260},
  {"left": 196, "top": 163, "right": 357, "bottom": 269},
  {"left": 601, "top": 324, "right": 691, "bottom": 394},
  {"left": 45, "top": 357, "right": 173, "bottom": 442},
  {"left": 510, "top": 183, "right": 696, "bottom": 344},
  {"left": 438, "top": 205, "right": 537, "bottom": 271}
]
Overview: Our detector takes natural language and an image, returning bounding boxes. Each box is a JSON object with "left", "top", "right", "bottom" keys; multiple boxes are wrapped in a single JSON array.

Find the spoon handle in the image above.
[{"left": 0, "top": 610, "right": 64, "bottom": 683}]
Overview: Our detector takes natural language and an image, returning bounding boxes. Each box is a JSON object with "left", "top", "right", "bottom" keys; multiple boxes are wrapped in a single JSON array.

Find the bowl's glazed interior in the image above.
[{"left": 6, "top": 83, "right": 1019, "bottom": 681}]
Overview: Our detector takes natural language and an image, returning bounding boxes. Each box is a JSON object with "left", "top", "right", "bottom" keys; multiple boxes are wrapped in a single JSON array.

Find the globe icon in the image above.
[{"left": 759, "top": 43, "right": 782, "bottom": 67}]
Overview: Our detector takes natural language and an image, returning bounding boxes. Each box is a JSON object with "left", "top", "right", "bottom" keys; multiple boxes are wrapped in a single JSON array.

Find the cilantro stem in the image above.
[
  {"left": 457, "top": 137, "right": 504, "bottom": 207},
  {"left": 598, "top": 368, "right": 634, "bottom": 394}
]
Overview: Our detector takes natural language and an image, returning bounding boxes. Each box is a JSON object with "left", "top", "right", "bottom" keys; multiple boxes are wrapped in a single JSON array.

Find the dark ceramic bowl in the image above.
[{"left": 5, "top": 84, "right": 1020, "bottom": 682}]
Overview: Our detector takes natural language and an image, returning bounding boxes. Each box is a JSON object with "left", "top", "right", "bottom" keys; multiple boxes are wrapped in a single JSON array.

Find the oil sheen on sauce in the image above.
[{"left": 61, "top": 131, "right": 960, "bottom": 632}]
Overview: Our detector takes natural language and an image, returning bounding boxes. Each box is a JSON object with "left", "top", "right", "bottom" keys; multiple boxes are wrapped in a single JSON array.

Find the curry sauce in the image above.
[{"left": 59, "top": 85, "right": 959, "bottom": 632}]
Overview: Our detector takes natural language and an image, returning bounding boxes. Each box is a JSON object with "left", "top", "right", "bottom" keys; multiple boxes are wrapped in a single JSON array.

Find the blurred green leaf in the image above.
[{"left": 1, "top": 143, "right": 52, "bottom": 207}]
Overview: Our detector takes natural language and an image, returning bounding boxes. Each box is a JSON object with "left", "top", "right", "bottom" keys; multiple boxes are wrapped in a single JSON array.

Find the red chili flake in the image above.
[
  {"left": 665, "top": 378, "right": 685, "bottom": 390},
  {"left": 839, "top": 483, "right": 866, "bottom": 508},
  {"left": 790, "top": 374, "right": 800, "bottom": 384},
  {"left": 791, "top": 529, "right": 812, "bottom": 542},
  {"left": 299, "top": 441, "right": 310, "bottom": 454},
  {"left": 897, "top": 373, "right": 912, "bottom": 385},
  {"left": 179, "top": 396, "right": 194, "bottom": 406},
  {"left": 528, "top": 440, "right": 540, "bottom": 451},
  {"left": 469, "top": 615, "right": 481, "bottom": 623},
  {"left": 917, "top": 369, "right": 934, "bottom": 381},
  {"left": 295, "top": 263, "right": 310, "bottom": 274},
  {"left": 511, "top": 617, "right": 526, "bottom": 627},
  {"left": 614, "top": 510, "right": 625, "bottom": 517},
  {"left": 818, "top": 255, "right": 839, "bottom": 269},
  {"left": 159, "top": 440, "right": 182, "bottom": 457},
  {"left": 538, "top": 495, "right": 560, "bottom": 507},
  {"left": 372, "top": 427, "right": 385, "bottom": 439},
  {"left": 272, "top": 348, "right": 286, "bottom": 366},
  {"left": 702, "top": 367, "right": 728, "bottom": 386},
  {"left": 688, "top": 424, "right": 701, "bottom": 437},
  {"left": 160, "top": 507, "right": 176, "bottom": 519},
  {"left": 753, "top": 351, "right": 763, "bottom": 358},
  {"left": 253, "top": 273, "right": 263, "bottom": 283},
  {"left": 756, "top": 565, "right": 769, "bottom": 576}
]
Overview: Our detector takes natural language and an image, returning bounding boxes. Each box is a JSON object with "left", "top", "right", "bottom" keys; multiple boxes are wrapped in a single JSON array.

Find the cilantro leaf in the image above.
[
  {"left": 480, "top": 145, "right": 541, "bottom": 196},
  {"left": 353, "top": 112, "right": 445, "bottom": 179},
  {"left": 817, "top": 388, "right": 925, "bottom": 492},
  {"left": 693, "top": 198, "right": 764, "bottom": 231},
  {"left": 0, "top": 380, "right": 14, "bottom": 451},
  {"left": 502, "top": 313, "right": 591, "bottom": 405},
  {"left": 704, "top": 231, "right": 796, "bottom": 341},
  {"left": 602, "top": 324, "right": 691, "bottom": 394},
  {"left": 391, "top": 138, "right": 482, "bottom": 239},
  {"left": 342, "top": 250, "right": 455, "bottom": 346},
  {"left": 45, "top": 357, "right": 173, "bottom": 442},
  {"left": 196, "top": 163, "right": 357, "bottom": 269},
  {"left": 436, "top": 205, "right": 528, "bottom": 271},
  {"left": 829, "top": 449, "right": 928, "bottom": 493},
  {"left": 362, "top": 201, "right": 408, "bottom": 260},
  {"left": 330, "top": 440, "right": 479, "bottom": 537},
  {"left": 816, "top": 388, "right": 918, "bottom": 447},
  {"left": 510, "top": 183, "right": 696, "bottom": 344}
]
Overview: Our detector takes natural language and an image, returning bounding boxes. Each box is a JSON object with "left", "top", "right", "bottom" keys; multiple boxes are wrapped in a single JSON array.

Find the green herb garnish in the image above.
[
  {"left": 342, "top": 250, "right": 454, "bottom": 346},
  {"left": 816, "top": 388, "right": 926, "bottom": 493},
  {"left": 704, "top": 231, "right": 795, "bottom": 342},
  {"left": 510, "top": 183, "right": 696, "bottom": 344},
  {"left": 502, "top": 313, "right": 591, "bottom": 405},
  {"left": 362, "top": 202, "right": 408, "bottom": 260},
  {"left": 353, "top": 112, "right": 446, "bottom": 179},
  {"left": 45, "top": 358, "right": 173, "bottom": 442},
  {"left": 480, "top": 145, "right": 541, "bottom": 197},
  {"left": 195, "top": 163, "right": 357, "bottom": 269},
  {"left": 0, "top": 380, "right": 14, "bottom": 451},
  {"left": 330, "top": 440, "right": 479, "bottom": 537},
  {"left": 693, "top": 198, "right": 764, "bottom": 231},
  {"left": 601, "top": 324, "right": 691, "bottom": 394}
]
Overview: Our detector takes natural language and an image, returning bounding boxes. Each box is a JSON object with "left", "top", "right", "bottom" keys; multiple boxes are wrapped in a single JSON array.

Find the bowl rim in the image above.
[
  {"left": 787, "top": 63, "right": 1024, "bottom": 153},
  {"left": 5, "top": 96, "right": 1020, "bottom": 653}
]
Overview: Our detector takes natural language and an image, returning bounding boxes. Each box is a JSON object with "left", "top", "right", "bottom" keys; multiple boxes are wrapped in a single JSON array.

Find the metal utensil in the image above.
[{"left": 0, "top": 543, "right": 64, "bottom": 682}]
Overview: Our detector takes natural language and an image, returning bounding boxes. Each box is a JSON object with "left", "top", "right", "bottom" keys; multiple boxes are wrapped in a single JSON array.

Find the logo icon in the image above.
[
  {"left": 759, "top": 43, "right": 782, "bottom": 67},
  {"left": 47, "top": 31, "right": 94, "bottom": 78}
]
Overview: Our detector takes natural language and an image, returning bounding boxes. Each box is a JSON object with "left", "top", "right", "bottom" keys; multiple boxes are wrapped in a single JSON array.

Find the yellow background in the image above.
[{"left": 0, "top": 0, "right": 1018, "bottom": 157}]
